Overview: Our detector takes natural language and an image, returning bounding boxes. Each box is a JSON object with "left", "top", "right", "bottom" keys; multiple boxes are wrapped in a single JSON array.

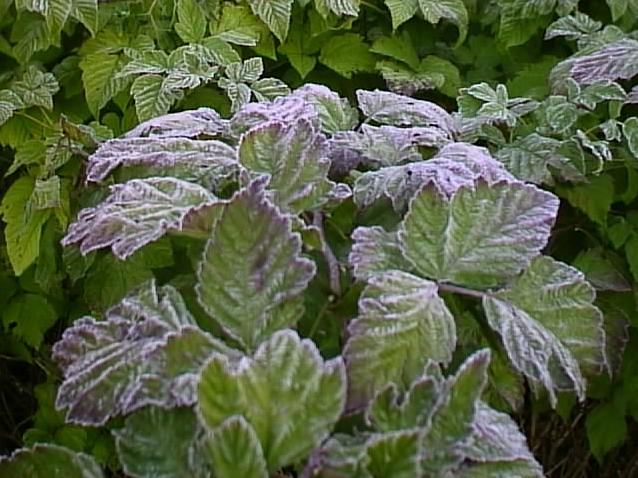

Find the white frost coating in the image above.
[
  {"left": 62, "top": 177, "right": 217, "bottom": 259},
  {"left": 344, "top": 270, "right": 457, "bottom": 410},
  {"left": 356, "top": 89, "right": 457, "bottom": 135},
  {"left": 0, "top": 444, "right": 105, "bottom": 478},
  {"left": 230, "top": 95, "right": 318, "bottom": 137},
  {"left": 197, "top": 330, "right": 346, "bottom": 473},
  {"left": 569, "top": 38, "right": 638, "bottom": 84},
  {"left": 349, "top": 226, "right": 413, "bottom": 281},
  {"left": 290, "top": 83, "right": 359, "bottom": 134},
  {"left": 123, "top": 107, "right": 229, "bottom": 139},
  {"left": 399, "top": 180, "right": 559, "bottom": 288},
  {"left": 85, "top": 136, "right": 238, "bottom": 186}
]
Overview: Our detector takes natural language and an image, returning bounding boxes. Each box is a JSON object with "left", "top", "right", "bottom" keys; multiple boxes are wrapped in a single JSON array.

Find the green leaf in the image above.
[
  {"left": 483, "top": 256, "right": 606, "bottom": 406},
  {"left": 572, "top": 248, "right": 631, "bottom": 292},
  {"left": 114, "top": 407, "right": 209, "bottom": 478},
  {"left": 209, "top": 4, "right": 262, "bottom": 47},
  {"left": 0, "top": 176, "right": 51, "bottom": 275},
  {"left": 71, "top": 0, "right": 98, "bottom": 35},
  {"left": 586, "top": 398, "right": 627, "bottom": 462},
  {"left": 623, "top": 117, "right": 638, "bottom": 158},
  {"left": 175, "top": 0, "right": 207, "bottom": 43},
  {"left": 12, "top": 66, "right": 59, "bottom": 110},
  {"left": 557, "top": 174, "right": 614, "bottom": 225},
  {"left": 246, "top": 0, "right": 292, "bottom": 42},
  {"left": 62, "top": 177, "right": 217, "bottom": 259},
  {"left": 131, "top": 74, "right": 183, "bottom": 122},
  {"left": 399, "top": 180, "right": 559, "bottom": 288},
  {"left": 344, "top": 271, "right": 456, "bottom": 409},
  {"left": 290, "top": 84, "right": 359, "bottom": 134},
  {"left": 2, "top": 293, "right": 57, "bottom": 348},
  {"left": 0, "top": 444, "right": 103, "bottom": 478},
  {"left": 624, "top": 233, "right": 638, "bottom": 282},
  {"left": 197, "top": 330, "right": 346, "bottom": 473},
  {"left": 371, "top": 35, "right": 420, "bottom": 70},
  {"left": 53, "top": 281, "right": 238, "bottom": 425},
  {"left": 80, "top": 52, "right": 129, "bottom": 116},
  {"left": 417, "top": 0, "right": 468, "bottom": 46},
  {"left": 238, "top": 118, "right": 336, "bottom": 212},
  {"left": 205, "top": 416, "right": 268, "bottom": 478},
  {"left": 364, "top": 431, "right": 421, "bottom": 478},
  {"left": 196, "top": 179, "right": 315, "bottom": 351},
  {"left": 607, "top": 0, "right": 628, "bottom": 21},
  {"left": 349, "top": 226, "right": 413, "bottom": 281},
  {"left": 314, "top": 0, "right": 359, "bottom": 17},
  {"left": 319, "top": 34, "right": 376, "bottom": 79},
  {"left": 46, "top": 0, "right": 72, "bottom": 38},
  {"left": 278, "top": 13, "right": 317, "bottom": 79},
  {"left": 384, "top": 0, "right": 418, "bottom": 30}
]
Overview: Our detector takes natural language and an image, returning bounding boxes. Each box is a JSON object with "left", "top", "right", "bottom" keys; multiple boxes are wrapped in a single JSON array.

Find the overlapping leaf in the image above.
[
  {"left": 349, "top": 226, "right": 413, "bottom": 281},
  {"left": 85, "top": 135, "right": 238, "bottom": 187},
  {"left": 123, "top": 107, "right": 229, "bottom": 139},
  {"left": 289, "top": 83, "right": 359, "bottom": 134},
  {"left": 238, "top": 117, "right": 338, "bottom": 212},
  {"left": 197, "top": 330, "right": 346, "bottom": 473},
  {"left": 52, "top": 281, "right": 238, "bottom": 425},
  {"left": 62, "top": 177, "right": 217, "bottom": 259},
  {"left": 114, "top": 407, "right": 209, "bottom": 478},
  {"left": 246, "top": 0, "right": 293, "bottom": 42},
  {"left": 230, "top": 95, "right": 317, "bottom": 137},
  {"left": 0, "top": 444, "right": 103, "bottom": 478},
  {"left": 399, "top": 179, "right": 559, "bottom": 288},
  {"left": 196, "top": 179, "right": 315, "bottom": 350},
  {"left": 483, "top": 256, "right": 606, "bottom": 406},
  {"left": 568, "top": 39, "right": 638, "bottom": 84},
  {"left": 344, "top": 271, "right": 456, "bottom": 409}
]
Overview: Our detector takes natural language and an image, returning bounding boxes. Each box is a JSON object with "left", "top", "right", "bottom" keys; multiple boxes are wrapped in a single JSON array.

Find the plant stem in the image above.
[
  {"left": 313, "top": 211, "right": 341, "bottom": 296},
  {"left": 437, "top": 282, "right": 492, "bottom": 299}
]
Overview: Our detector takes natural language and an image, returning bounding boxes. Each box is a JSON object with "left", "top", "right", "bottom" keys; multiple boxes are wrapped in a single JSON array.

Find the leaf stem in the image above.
[
  {"left": 15, "top": 111, "right": 57, "bottom": 132},
  {"left": 437, "top": 282, "right": 492, "bottom": 299},
  {"left": 313, "top": 211, "right": 342, "bottom": 296},
  {"left": 360, "top": 0, "right": 387, "bottom": 15}
]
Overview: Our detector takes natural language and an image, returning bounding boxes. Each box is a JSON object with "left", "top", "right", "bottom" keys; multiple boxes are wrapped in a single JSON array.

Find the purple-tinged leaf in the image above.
[
  {"left": 197, "top": 330, "right": 346, "bottom": 473},
  {"left": 344, "top": 271, "right": 456, "bottom": 410},
  {"left": 114, "top": 407, "right": 209, "bottom": 478},
  {"left": 626, "top": 85, "right": 638, "bottom": 104},
  {"left": 123, "top": 107, "right": 229, "bottom": 139},
  {"left": 230, "top": 95, "right": 317, "bottom": 137},
  {"left": 238, "top": 118, "right": 338, "bottom": 212},
  {"left": 399, "top": 180, "right": 559, "bottom": 288},
  {"left": 290, "top": 83, "right": 359, "bottom": 134},
  {"left": 349, "top": 226, "right": 414, "bottom": 281},
  {"left": 356, "top": 89, "right": 457, "bottom": 135},
  {"left": 196, "top": 179, "right": 316, "bottom": 351},
  {"left": 53, "top": 281, "right": 238, "bottom": 425},
  {"left": 353, "top": 142, "right": 515, "bottom": 211},
  {"left": 545, "top": 12, "right": 602, "bottom": 41},
  {"left": 483, "top": 256, "right": 606, "bottom": 407},
  {"left": 0, "top": 444, "right": 103, "bottom": 478},
  {"left": 85, "top": 136, "right": 238, "bottom": 188},
  {"left": 62, "top": 177, "right": 217, "bottom": 259},
  {"left": 569, "top": 39, "right": 638, "bottom": 84}
]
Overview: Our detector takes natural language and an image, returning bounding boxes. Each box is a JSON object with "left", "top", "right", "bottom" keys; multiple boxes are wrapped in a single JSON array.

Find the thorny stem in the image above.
[
  {"left": 313, "top": 211, "right": 342, "bottom": 296},
  {"left": 437, "top": 282, "right": 494, "bottom": 300}
]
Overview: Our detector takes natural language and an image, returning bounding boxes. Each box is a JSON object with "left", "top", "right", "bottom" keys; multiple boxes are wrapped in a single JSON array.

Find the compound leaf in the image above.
[
  {"left": 53, "top": 281, "right": 238, "bottom": 425},
  {"left": 114, "top": 407, "right": 208, "bottom": 478},
  {"left": 0, "top": 444, "right": 103, "bottom": 478},
  {"left": 344, "top": 271, "right": 456, "bottom": 409},
  {"left": 483, "top": 256, "right": 606, "bottom": 406},
  {"left": 247, "top": 0, "right": 292, "bottom": 42},
  {"left": 198, "top": 330, "right": 346, "bottom": 473},
  {"left": 399, "top": 180, "right": 559, "bottom": 288},
  {"left": 62, "top": 177, "right": 217, "bottom": 259},
  {"left": 196, "top": 179, "right": 315, "bottom": 351},
  {"left": 205, "top": 416, "right": 268, "bottom": 478}
]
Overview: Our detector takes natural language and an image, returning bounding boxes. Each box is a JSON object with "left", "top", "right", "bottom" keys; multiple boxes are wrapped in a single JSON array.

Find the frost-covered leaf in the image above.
[
  {"left": 483, "top": 256, "right": 606, "bottom": 406},
  {"left": 458, "top": 403, "right": 543, "bottom": 477},
  {"left": 123, "top": 108, "right": 229, "bottom": 139},
  {"left": 458, "top": 83, "right": 539, "bottom": 127},
  {"left": 568, "top": 39, "right": 638, "bottom": 84},
  {"left": 53, "top": 281, "right": 238, "bottom": 425},
  {"left": 349, "top": 226, "right": 413, "bottom": 281},
  {"left": 357, "top": 89, "right": 456, "bottom": 135},
  {"left": 205, "top": 416, "right": 268, "bottom": 478},
  {"left": 344, "top": 271, "right": 456, "bottom": 409},
  {"left": 114, "top": 407, "right": 209, "bottom": 478},
  {"left": 238, "top": 118, "right": 336, "bottom": 212},
  {"left": 315, "top": 0, "right": 359, "bottom": 17},
  {"left": 62, "top": 178, "right": 217, "bottom": 259},
  {"left": 399, "top": 180, "right": 559, "bottom": 288},
  {"left": 290, "top": 83, "right": 359, "bottom": 134},
  {"left": 0, "top": 444, "right": 103, "bottom": 478},
  {"left": 319, "top": 34, "right": 376, "bottom": 79},
  {"left": 196, "top": 180, "right": 315, "bottom": 351},
  {"left": 85, "top": 135, "right": 238, "bottom": 187},
  {"left": 197, "top": 330, "right": 346, "bottom": 473},
  {"left": 353, "top": 142, "right": 514, "bottom": 211},
  {"left": 496, "top": 134, "right": 585, "bottom": 185},
  {"left": 545, "top": 12, "right": 602, "bottom": 41},
  {"left": 569, "top": 80, "right": 626, "bottom": 110},
  {"left": 384, "top": 0, "right": 418, "bottom": 30},
  {"left": 250, "top": 78, "right": 290, "bottom": 102},
  {"left": 246, "top": 0, "right": 292, "bottom": 42},
  {"left": 417, "top": 0, "right": 468, "bottom": 46}
]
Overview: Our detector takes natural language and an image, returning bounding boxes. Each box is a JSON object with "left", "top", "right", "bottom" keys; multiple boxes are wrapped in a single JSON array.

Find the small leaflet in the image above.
[
  {"left": 197, "top": 330, "right": 346, "bottom": 474},
  {"left": 399, "top": 180, "right": 559, "bottom": 288},
  {"left": 52, "top": 281, "right": 239, "bottom": 425},
  {"left": 344, "top": 271, "right": 456, "bottom": 410},
  {"left": 62, "top": 177, "right": 218, "bottom": 259},
  {"left": 195, "top": 179, "right": 316, "bottom": 351},
  {"left": 85, "top": 136, "right": 238, "bottom": 188},
  {"left": 482, "top": 256, "right": 607, "bottom": 406}
]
